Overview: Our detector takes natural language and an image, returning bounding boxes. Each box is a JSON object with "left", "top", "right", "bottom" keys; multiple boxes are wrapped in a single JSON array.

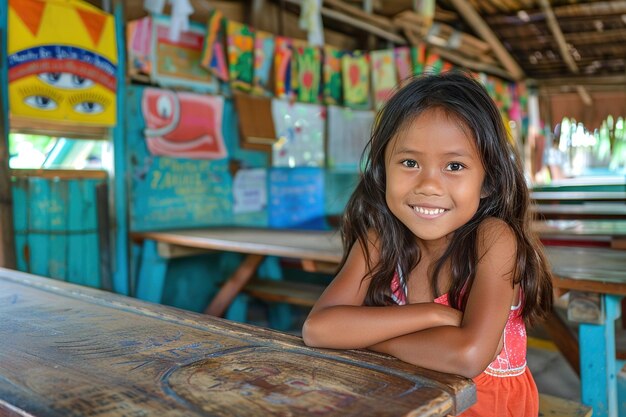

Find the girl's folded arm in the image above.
[
  {"left": 370, "top": 219, "right": 518, "bottom": 378},
  {"left": 303, "top": 303, "right": 461, "bottom": 349},
  {"left": 302, "top": 239, "right": 462, "bottom": 349}
]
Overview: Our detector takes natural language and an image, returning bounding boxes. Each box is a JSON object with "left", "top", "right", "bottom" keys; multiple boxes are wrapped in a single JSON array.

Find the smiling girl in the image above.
[{"left": 302, "top": 72, "right": 553, "bottom": 416}]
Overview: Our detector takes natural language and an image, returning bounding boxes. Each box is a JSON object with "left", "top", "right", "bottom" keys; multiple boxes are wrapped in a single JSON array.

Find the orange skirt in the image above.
[{"left": 459, "top": 367, "right": 538, "bottom": 417}]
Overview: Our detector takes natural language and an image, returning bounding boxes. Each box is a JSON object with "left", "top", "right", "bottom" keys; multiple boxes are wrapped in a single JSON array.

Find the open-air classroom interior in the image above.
[{"left": 1, "top": 0, "right": 625, "bottom": 416}]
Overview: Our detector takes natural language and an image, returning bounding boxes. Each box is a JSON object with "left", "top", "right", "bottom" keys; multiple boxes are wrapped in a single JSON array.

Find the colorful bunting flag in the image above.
[
  {"left": 394, "top": 47, "right": 412, "bottom": 84},
  {"left": 274, "top": 36, "right": 294, "bottom": 98},
  {"left": 323, "top": 46, "right": 343, "bottom": 105},
  {"left": 424, "top": 51, "right": 443, "bottom": 74},
  {"left": 342, "top": 51, "right": 370, "bottom": 109},
  {"left": 370, "top": 49, "right": 396, "bottom": 109},
  {"left": 200, "top": 9, "right": 229, "bottom": 81},
  {"left": 252, "top": 30, "right": 275, "bottom": 96},
  {"left": 226, "top": 20, "right": 254, "bottom": 92},
  {"left": 411, "top": 44, "right": 427, "bottom": 75},
  {"left": 294, "top": 44, "right": 321, "bottom": 104}
]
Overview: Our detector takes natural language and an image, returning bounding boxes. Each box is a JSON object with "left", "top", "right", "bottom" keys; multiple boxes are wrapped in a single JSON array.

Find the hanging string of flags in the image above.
[{"left": 127, "top": 10, "right": 526, "bottom": 130}]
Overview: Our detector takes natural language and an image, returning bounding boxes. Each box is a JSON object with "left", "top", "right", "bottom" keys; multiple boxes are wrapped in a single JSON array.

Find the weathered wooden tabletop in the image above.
[{"left": 0, "top": 268, "right": 475, "bottom": 417}]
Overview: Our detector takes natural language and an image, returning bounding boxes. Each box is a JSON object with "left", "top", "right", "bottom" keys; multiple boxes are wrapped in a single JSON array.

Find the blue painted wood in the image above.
[
  {"left": 617, "top": 359, "right": 626, "bottom": 417},
  {"left": 136, "top": 240, "right": 167, "bottom": 303},
  {"left": 47, "top": 179, "right": 68, "bottom": 280},
  {"left": 12, "top": 178, "right": 29, "bottom": 271},
  {"left": 225, "top": 294, "right": 250, "bottom": 323},
  {"left": 67, "top": 180, "right": 99, "bottom": 288},
  {"left": 325, "top": 171, "right": 359, "bottom": 218},
  {"left": 580, "top": 294, "right": 621, "bottom": 417},
  {"left": 112, "top": 0, "right": 130, "bottom": 296},
  {"left": 28, "top": 179, "right": 53, "bottom": 277},
  {"left": 11, "top": 177, "right": 102, "bottom": 288}
]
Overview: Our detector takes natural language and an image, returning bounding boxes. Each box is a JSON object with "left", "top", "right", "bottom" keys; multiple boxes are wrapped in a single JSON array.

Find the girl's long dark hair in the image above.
[{"left": 339, "top": 72, "right": 553, "bottom": 325}]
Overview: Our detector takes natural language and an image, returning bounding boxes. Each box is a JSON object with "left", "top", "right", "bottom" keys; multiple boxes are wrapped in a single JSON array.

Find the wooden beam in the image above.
[
  {"left": 323, "top": 0, "right": 393, "bottom": 31},
  {"left": 538, "top": 0, "right": 577, "bottom": 74},
  {"left": 448, "top": 0, "right": 525, "bottom": 80},
  {"left": 318, "top": 7, "right": 405, "bottom": 44},
  {"left": 284, "top": 0, "right": 406, "bottom": 44},
  {"left": 429, "top": 46, "right": 514, "bottom": 80},
  {"left": 10, "top": 169, "right": 108, "bottom": 180},
  {"left": 537, "top": 0, "right": 593, "bottom": 106},
  {"left": 251, "top": 0, "right": 266, "bottom": 28}
]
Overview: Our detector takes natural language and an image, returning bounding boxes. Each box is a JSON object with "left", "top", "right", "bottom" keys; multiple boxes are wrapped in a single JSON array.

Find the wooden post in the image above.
[
  {"left": 0, "top": 17, "right": 17, "bottom": 269},
  {"left": 112, "top": 0, "right": 130, "bottom": 295}
]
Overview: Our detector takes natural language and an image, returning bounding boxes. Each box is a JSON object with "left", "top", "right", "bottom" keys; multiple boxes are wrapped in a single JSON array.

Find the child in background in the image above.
[{"left": 302, "top": 72, "right": 553, "bottom": 417}]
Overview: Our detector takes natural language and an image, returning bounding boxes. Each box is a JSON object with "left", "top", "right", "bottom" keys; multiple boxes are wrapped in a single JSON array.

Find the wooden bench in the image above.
[
  {"left": 242, "top": 280, "right": 325, "bottom": 307},
  {"left": 539, "top": 394, "right": 592, "bottom": 417}
]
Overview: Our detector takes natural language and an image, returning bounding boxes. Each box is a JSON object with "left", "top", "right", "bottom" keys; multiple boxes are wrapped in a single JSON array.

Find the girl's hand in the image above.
[{"left": 435, "top": 304, "right": 463, "bottom": 327}]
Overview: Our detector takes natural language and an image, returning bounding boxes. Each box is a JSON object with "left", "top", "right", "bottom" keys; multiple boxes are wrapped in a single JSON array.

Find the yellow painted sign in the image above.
[{"left": 8, "top": 0, "right": 117, "bottom": 126}]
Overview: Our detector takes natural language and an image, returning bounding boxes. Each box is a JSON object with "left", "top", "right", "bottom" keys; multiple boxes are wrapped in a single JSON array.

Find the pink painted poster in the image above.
[{"left": 141, "top": 88, "right": 227, "bottom": 159}]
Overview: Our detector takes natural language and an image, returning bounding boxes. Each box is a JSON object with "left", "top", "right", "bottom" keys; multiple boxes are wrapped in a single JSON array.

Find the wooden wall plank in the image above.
[
  {"left": 67, "top": 180, "right": 100, "bottom": 288},
  {"left": 27, "top": 179, "right": 52, "bottom": 277},
  {"left": 47, "top": 180, "right": 68, "bottom": 280},
  {"left": 11, "top": 178, "right": 28, "bottom": 271}
]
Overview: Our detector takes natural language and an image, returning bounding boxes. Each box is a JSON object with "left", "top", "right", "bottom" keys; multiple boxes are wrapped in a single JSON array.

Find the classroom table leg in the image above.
[
  {"left": 543, "top": 308, "right": 580, "bottom": 375},
  {"left": 135, "top": 239, "right": 168, "bottom": 303},
  {"left": 579, "top": 294, "right": 621, "bottom": 417},
  {"left": 204, "top": 254, "right": 264, "bottom": 317}
]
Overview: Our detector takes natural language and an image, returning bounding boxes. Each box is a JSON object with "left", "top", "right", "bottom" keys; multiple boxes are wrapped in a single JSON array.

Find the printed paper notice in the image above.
[{"left": 233, "top": 168, "right": 267, "bottom": 214}]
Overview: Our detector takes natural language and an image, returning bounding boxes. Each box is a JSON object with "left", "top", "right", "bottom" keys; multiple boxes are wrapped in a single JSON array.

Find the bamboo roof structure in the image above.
[{"left": 101, "top": 0, "right": 625, "bottom": 88}]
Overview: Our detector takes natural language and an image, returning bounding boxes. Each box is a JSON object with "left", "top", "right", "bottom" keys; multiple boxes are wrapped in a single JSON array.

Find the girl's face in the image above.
[{"left": 384, "top": 108, "right": 486, "bottom": 247}]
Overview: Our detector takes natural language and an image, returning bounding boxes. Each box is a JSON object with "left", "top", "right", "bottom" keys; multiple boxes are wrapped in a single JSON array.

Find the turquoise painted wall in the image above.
[{"left": 12, "top": 177, "right": 103, "bottom": 288}]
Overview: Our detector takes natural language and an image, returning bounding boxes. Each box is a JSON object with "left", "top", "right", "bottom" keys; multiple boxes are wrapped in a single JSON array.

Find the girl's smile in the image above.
[{"left": 410, "top": 204, "right": 448, "bottom": 218}]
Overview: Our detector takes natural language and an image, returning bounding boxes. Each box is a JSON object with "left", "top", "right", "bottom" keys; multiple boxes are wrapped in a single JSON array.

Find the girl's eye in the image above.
[
  {"left": 446, "top": 162, "right": 465, "bottom": 171},
  {"left": 402, "top": 159, "right": 418, "bottom": 168}
]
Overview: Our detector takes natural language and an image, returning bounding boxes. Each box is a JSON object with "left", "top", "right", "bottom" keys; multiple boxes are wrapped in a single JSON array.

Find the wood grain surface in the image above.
[{"left": 0, "top": 268, "right": 475, "bottom": 417}]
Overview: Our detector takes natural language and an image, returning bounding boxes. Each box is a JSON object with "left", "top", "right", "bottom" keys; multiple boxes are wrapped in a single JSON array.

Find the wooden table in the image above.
[
  {"left": 531, "top": 191, "right": 626, "bottom": 203},
  {"left": 132, "top": 228, "right": 342, "bottom": 316},
  {"left": 532, "top": 204, "right": 626, "bottom": 220},
  {"left": 533, "top": 219, "right": 626, "bottom": 249},
  {"left": 543, "top": 246, "right": 626, "bottom": 417},
  {"left": 132, "top": 222, "right": 626, "bottom": 313},
  {"left": 0, "top": 268, "right": 474, "bottom": 417},
  {"left": 133, "top": 227, "right": 626, "bottom": 417}
]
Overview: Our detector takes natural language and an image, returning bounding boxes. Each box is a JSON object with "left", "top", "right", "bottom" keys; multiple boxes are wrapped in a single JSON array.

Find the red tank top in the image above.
[{"left": 390, "top": 273, "right": 527, "bottom": 376}]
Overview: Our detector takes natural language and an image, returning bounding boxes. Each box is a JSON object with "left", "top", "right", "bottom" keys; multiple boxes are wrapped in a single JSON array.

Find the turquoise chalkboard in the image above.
[{"left": 126, "top": 85, "right": 235, "bottom": 231}]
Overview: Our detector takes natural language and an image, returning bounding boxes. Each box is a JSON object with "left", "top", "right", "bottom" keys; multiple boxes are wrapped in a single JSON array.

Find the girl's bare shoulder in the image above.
[{"left": 476, "top": 217, "right": 516, "bottom": 258}]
